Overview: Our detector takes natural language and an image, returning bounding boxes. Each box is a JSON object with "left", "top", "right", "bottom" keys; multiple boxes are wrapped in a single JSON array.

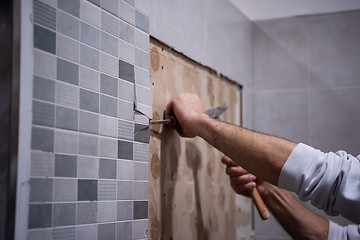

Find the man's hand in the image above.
[{"left": 165, "top": 93, "right": 206, "bottom": 137}]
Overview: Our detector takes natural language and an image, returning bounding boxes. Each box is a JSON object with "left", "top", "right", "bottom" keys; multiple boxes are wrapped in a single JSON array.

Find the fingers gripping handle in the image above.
[{"left": 251, "top": 188, "right": 270, "bottom": 220}]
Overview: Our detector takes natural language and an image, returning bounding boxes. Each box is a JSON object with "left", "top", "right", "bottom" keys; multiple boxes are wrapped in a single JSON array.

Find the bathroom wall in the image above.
[
  {"left": 17, "top": 0, "right": 151, "bottom": 239},
  {"left": 252, "top": 11, "right": 360, "bottom": 239}
]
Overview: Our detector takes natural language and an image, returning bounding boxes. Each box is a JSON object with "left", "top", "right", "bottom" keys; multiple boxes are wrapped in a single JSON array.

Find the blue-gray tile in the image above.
[
  {"left": 134, "top": 162, "right": 148, "bottom": 181},
  {"left": 117, "top": 221, "right": 132, "bottom": 240},
  {"left": 98, "top": 223, "right": 116, "bottom": 240},
  {"left": 57, "top": 58, "right": 79, "bottom": 85},
  {"left": 56, "top": 33, "right": 79, "bottom": 63},
  {"left": 101, "top": 31, "right": 118, "bottom": 57},
  {"left": 119, "top": 1, "right": 135, "bottom": 25},
  {"left": 101, "top": 52, "right": 119, "bottom": 77},
  {"left": 134, "top": 66, "right": 150, "bottom": 88},
  {"left": 135, "top": 48, "right": 149, "bottom": 69},
  {"left": 57, "top": 10, "right": 80, "bottom": 40},
  {"left": 31, "top": 127, "right": 54, "bottom": 152},
  {"left": 79, "top": 110, "right": 99, "bottom": 134},
  {"left": 79, "top": 134, "right": 98, "bottom": 156},
  {"left": 117, "top": 160, "right": 133, "bottom": 180},
  {"left": 77, "top": 202, "right": 98, "bottom": 224},
  {"left": 34, "top": 49, "right": 56, "bottom": 79},
  {"left": 99, "top": 137, "right": 118, "bottom": 159},
  {"left": 98, "top": 180, "right": 116, "bottom": 200},
  {"left": 78, "top": 179, "right": 98, "bottom": 201},
  {"left": 134, "top": 28, "right": 149, "bottom": 52},
  {"left": 77, "top": 156, "right": 99, "bottom": 179},
  {"left": 101, "top": 11, "right": 118, "bottom": 37},
  {"left": 118, "top": 140, "right": 133, "bottom": 160},
  {"left": 119, "top": 19, "right": 134, "bottom": 44},
  {"left": 55, "top": 81, "right": 79, "bottom": 108},
  {"left": 117, "top": 181, "right": 133, "bottom": 200},
  {"left": 118, "top": 79, "right": 134, "bottom": 102},
  {"left": 100, "top": 95, "right": 117, "bottom": 117},
  {"left": 53, "top": 178, "right": 77, "bottom": 202},
  {"left": 118, "top": 99, "right": 134, "bottom": 121},
  {"left": 134, "top": 124, "right": 149, "bottom": 143},
  {"left": 31, "top": 151, "right": 55, "bottom": 177},
  {"left": 134, "top": 181, "right": 148, "bottom": 200},
  {"left": 33, "top": 75, "right": 55, "bottom": 102},
  {"left": 80, "top": 89, "right": 99, "bottom": 113},
  {"left": 34, "top": 24, "right": 56, "bottom": 54},
  {"left": 29, "top": 178, "right": 53, "bottom": 202},
  {"left": 32, "top": 100, "right": 55, "bottom": 127},
  {"left": 81, "top": 22, "right": 100, "bottom": 49},
  {"left": 133, "top": 201, "right": 148, "bottom": 219},
  {"left": 117, "top": 201, "right": 132, "bottom": 221},
  {"left": 55, "top": 154, "right": 77, "bottom": 177},
  {"left": 76, "top": 224, "right": 97, "bottom": 240},
  {"left": 88, "top": 0, "right": 100, "bottom": 6},
  {"left": 54, "top": 129, "right": 78, "bottom": 154},
  {"left": 53, "top": 203, "right": 76, "bottom": 226},
  {"left": 56, "top": 106, "right": 78, "bottom": 130},
  {"left": 79, "top": 66, "right": 100, "bottom": 91},
  {"left": 97, "top": 201, "right": 117, "bottom": 222},
  {"left": 27, "top": 229, "right": 52, "bottom": 240},
  {"left": 98, "top": 115, "right": 118, "bottom": 138},
  {"left": 28, "top": 204, "right": 52, "bottom": 229},
  {"left": 101, "top": 0, "right": 118, "bottom": 16},
  {"left": 80, "top": 0, "right": 101, "bottom": 28},
  {"left": 119, "top": 60, "right": 134, "bottom": 82},
  {"left": 135, "top": 84, "right": 151, "bottom": 105},
  {"left": 99, "top": 158, "right": 117, "bottom": 179},
  {"left": 80, "top": 44, "right": 100, "bottom": 70},
  {"left": 119, "top": 39, "right": 135, "bottom": 64},
  {"left": 34, "top": 0, "right": 56, "bottom": 30},
  {"left": 52, "top": 227, "right": 76, "bottom": 240},
  {"left": 100, "top": 73, "right": 118, "bottom": 97},
  {"left": 58, "top": 0, "right": 80, "bottom": 17},
  {"left": 135, "top": 10, "right": 149, "bottom": 33}
]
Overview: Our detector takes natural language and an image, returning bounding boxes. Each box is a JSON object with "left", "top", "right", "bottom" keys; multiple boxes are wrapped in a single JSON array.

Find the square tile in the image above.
[
  {"left": 134, "top": 162, "right": 148, "bottom": 181},
  {"left": 99, "top": 137, "right": 118, "bottom": 158},
  {"left": 97, "top": 202, "right": 117, "bottom": 222},
  {"left": 76, "top": 224, "right": 97, "bottom": 240},
  {"left": 118, "top": 119, "right": 134, "bottom": 140},
  {"left": 119, "top": 60, "right": 135, "bottom": 82},
  {"left": 98, "top": 223, "right": 115, "bottom": 240},
  {"left": 80, "top": 66, "right": 100, "bottom": 91},
  {"left": 56, "top": 34, "right": 79, "bottom": 63},
  {"left": 80, "top": 88, "right": 99, "bottom": 113},
  {"left": 34, "top": 49, "right": 56, "bottom": 79},
  {"left": 117, "top": 201, "right": 132, "bottom": 221},
  {"left": 32, "top": 100, "right": 55, "bottom": 127},
  {"left": 133, "top": 201, "right": 148, "bottom": 219},
  {"left": 99, "top": 115, "right": 118, "bottom": 138},
  {"left": 81, "top": 22, "right": 100, "bottom": 49},
  {"left": 134, "top": 66, "right": 150, "bottom": 88},
  {"left": 101, "top": 52, "right": 119, "bottom": 77},
  {"left": 134, "top": 181, "right": 148, "bottom": 200},
  {"left": 117, "top": 181, "right": 133, "bottom": 200},
  {"left": 101, "top": 0, "right": 118, "bottom": 16},
  {"left": 79, "top": 133, "right": 99, "bottom": 156},
  {"left": 80, "top": 0, "right": 101, "bottom": 28},
  {"left": 27, "top": 229, "right": 52, "bottom": 240},
  {"left": 101, "top": 11, "right": 118, "bottom": 37},
  {"left": 135, "top": 48, "right": 149, "bottom": 69},
  {"left": 134, "top": 28, "right": 149, "bottom": 52},
  {"left": 100, "top": 73, "right": 118, "bottom": 97},
  {"left": 53, "top": 178, "right": 77, "bottom": 201},
  {"left": 53, "top": 203, "right": 76, "bottom": 226},
  {"left": 78, "top": 179, "right": 98, "bottom": 201},
  {"left": 132, "top": 219, "right": 148, "bottom": 239},
  {"left": 79, "top": 110, "right": 99, "bottom": 134},
  {"left": 135, "top": 103, "right": 152, "bottom": 119},
  {"left": 134, "top": 112, "right": 148, "bottom": 125},
  {"left": 135, "top": 10, "right": 149, "bottom": 33},
  {"left": 77, "top": 156, "right": 99, "bottom": 178},
  {"left": 55, "top": 154, "right": 77, "bottom": 177},
  {"left": 31, "top": 127, "right": 54, "bottom": 152},
  {"left": 80, "top": 43, "right": 100, "bottom": 70},
  {"left": 31, "top": 151, "right": 55, "bottom": 177},
  {"left": 100, "top": 94, "right": 117, "bottom": 117},
  {"left": 77, "top": 202, "right": 98, "bottom": 224},
  {"left": 118, "top": 99, "right": 134, "bottom": 121},
  {"left": 118, "top": 39, "right": 135, "bottom": 64},
  {"left": 57, "top": 58, "right": 79, "bottom": 85},
  {"left": 135, "top": 84, "right": 151, "bottom": 105},
  {"left": 33, "top": 0, "right": 56, "bottom": 30},
  {"left": 117, "top": 221, "right": 132, "bottom": 240},
  {"left": 57, "top": 10, "right": 80, "bottom": 40},
  {"left": 58, "top": 0, "right": 80, "bottom": 17},
  {"left": 118, "top": 140, "right": 133, "bottom": 160},
  {"left": 52, "top": 227, "right": 76, "bottom": 239},
  {"left": 55, "top": 81, "right": 79, "bottom": 108},
  {"left": 118, "top": 19, "right": 134, "bottom": 44},
  {"left": 33, "top": 75, "right": 55, "bottom": 102},
  {"left": 34, "top": 24, "right": 56, "bottom": 54},
  {"left": 117, "top": 160, "right": 133, "bottom": 180},
  {"left": 99, "top": 158, "right": 117, "bottom": 179},
  {"left": 54, "top": 130, "right": 78, "bottom": 154},
  {"left": 28, "top": 204, "right": 52, "bottom": 229},
  {"left": 29, "top": 178, "right": 53, "bottom": 202},
  {"left": 101, "top": 31, "right": 118, "bottom": 57},
  {"left": 119, "top": 1, "right": 135, "bottom": 25},
  {"left": 55, "top": 105, "right": 78, "bottom": 130},
  {"left": 134, "top": 124, "right": 150, "bottom": 143},
  {"left": 133, "top": 142, "right": 148, "bottom": 162},
  {"left": 98, "top": 180, "right": 117, "bottom": 200},
  {"left": 118, "top": 79, "right": 134, "bottom": 102}
]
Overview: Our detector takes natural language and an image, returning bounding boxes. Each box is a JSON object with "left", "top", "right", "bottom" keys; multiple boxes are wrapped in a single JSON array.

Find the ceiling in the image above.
[{"left": 229, "top": 0, "right": 360, "bottom": 21}]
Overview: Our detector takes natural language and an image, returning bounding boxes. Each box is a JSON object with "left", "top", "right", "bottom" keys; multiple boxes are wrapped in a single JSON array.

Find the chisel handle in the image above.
[{"left": 250, "top": 188, "right": 270, "bottom": 220}]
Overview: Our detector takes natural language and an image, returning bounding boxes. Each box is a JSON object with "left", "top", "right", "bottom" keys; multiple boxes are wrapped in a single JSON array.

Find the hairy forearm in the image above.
[{"left": 196, "top": 114, "right": 297, "bottom": 185}]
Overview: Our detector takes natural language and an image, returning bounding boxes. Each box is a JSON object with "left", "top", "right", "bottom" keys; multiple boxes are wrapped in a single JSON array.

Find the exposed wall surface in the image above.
[
  {"left": 252, "top": 11, "right": 360, "bottom": 239},
  {"left": 17, "top": 0, "right": 152, "bottom": 239}
]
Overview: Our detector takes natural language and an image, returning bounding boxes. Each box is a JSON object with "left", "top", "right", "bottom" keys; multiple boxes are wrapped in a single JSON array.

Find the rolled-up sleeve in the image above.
[
  {"left": 328, "top": 221, "right": 360, "bottom": 240},
  {"left": 278, "top": 143, "right": 360, "bottom": 224}
]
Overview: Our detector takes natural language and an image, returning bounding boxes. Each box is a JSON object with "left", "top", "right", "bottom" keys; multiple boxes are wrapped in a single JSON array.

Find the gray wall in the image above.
[{"left": 252, "top": 11, "right": 360, "bottom": 239}]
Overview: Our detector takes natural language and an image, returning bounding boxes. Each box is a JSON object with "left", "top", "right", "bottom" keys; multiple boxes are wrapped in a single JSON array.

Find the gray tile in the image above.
[
  {"left": 101, "top": 52, "right": 119, "bottom": 77},
  {"left": 76, "top": 224, "right": 97, "bottom": 240},
  {"left": 134, "top": 162, "right": 148, "bottom": 181},
  {"left": 99, "top": 158, "right": 117, "bottom": 179},
  {"left": 79, "top": 66, "right": 100, "bottom": 91},
  {"left": 119, "top": 60, "right": 134, "bottom": 82},
  {"left": 98, "top": 180, "right": 117, "bottom": 200},
  {"left": 52, "top": 227, "right": 76, "bottom": 240},
  {"left": 117, "top": 221, "right": 132, "bottom": 240},
  {"left": 132, "top": 219, "right": 147, "bottom": 240},
  {"left": 97, "top": 202, "right": 117, "bottom": 222},
  {"left": 98, "top": 223, "right": 116, "bottom": 239},
  {"left": 57, "top": 10, "right": 80, "bottom": 40},
  {"left": 80, "top": 43, "right": 100, "bottom": 70},
  {"left": 135, "top": 84, "right": 151, "bottom": 105},
  {"left": 77, "top": 202, "right": 98, "bottom": 224},
  {"left": 34, "top": 24, "right": 56, "bottom": 54},
  {"left": 54, "top": 130, "right": 78, "bottom": 154},
  {"left": 118, "top": 79, "right": 134, "bottom": 102},
  {"left": 33, "top": 75, "right": 55, "bottom": 102},
  {"left": 134, "top": 28, "right": 149, "bottom": 52},
  {"left": 118, "top": 140, "right": 133, "bottom": 160},
  {"left": 101, "top": 0, "right": 118, "bottom": 16},
  {"left": 135, "top": 10, "right": 149, "bottom": 33},
  {"left": 78, "top": 179, "right": 98, "bottom": 201},
  {"left": 38, "top": 0, "right": 56, "bottom": 8},
  {"left": 134, "top": 0, "right": 150, "bottom": 16},
  {"left": 55, "top": 154, "right": 77, "bottom": 177},
  {"left": 118, "top": 39, "right": 135, "bottom": 64},
  {"left": 58, "top": 0, "right": 80, "bottom": 17},
  {"left": 34, "top": 49, "right": 56, "bottom": 79},
  {"left": 34, "top": 0, "right": 56, "bottom": 30},
  {"left": 32, "top": 100, "right": 55, "bottom": 127},
  {"left": 29, "top": 178, "right": 53, "bottom": 202},
  {"left": 99, "top": 137, "right": 118, "bottom": 158},
  {"left": 77, "top": 156, "right": 99, "bottom": 178},
  {"left": 118, "top": 19, "right": 134, "bottom": 44},
  {"left": 80, "top": 0, "right": 101, "bottom": 28},
  {"left": 53, "top": 178, "right": 77, "bottom": 202},
  {"left": 56, "top": 34, "right": 79, "bottom": 63},
  {"left": 55, "top": 81, "right": 79, "bottom": 108},
  {"left": 100, "top": 73, "right": 118, "bottom": 97},
  {"left": 57, "top": 58, "right": 79, "bottom": 85},
  {"left": 119, "top": 1, "right": 135, "bottom": 25},
  {"left": 133, "top": 142, "right": 148, "bottom": 162},
  {"left": 118, "top": 119, "right": 134, "bottom": 140},
  {"left": 31, "top": 127, "right": 54, "bottom": 152},
  {"left": 134, "top": 66, "right": 149, "bottom": 88},
  {"left": 31, "top": 151, "right": 55, "bottom": 177},
  {"left": 135, "top": 48, "right": 149, "bottom": 69},
  {"left": 101, "top": 31, "right": 118, "bottom": 57},
  {"left": 53, "top": 203, "right": 76, "bottom": 226},
  {"left": 117, "top": 201, "right": 132, "bottom": 221},
  {"left": 133, "top": 201, "right": 147, "bottom": 219},
  {"left": 56, "top": 106, "right": 78, "bottom": 130},
  {"left": 134, "top": 124, "right": 149, "bottom": 143},
  {"left": 134, "top": 181, "right": 148, "bottom": 200},
  {"left": 28, "top": 204, "right": 52, "bottom": 229},
  {"left": 88, "top": 0, "right": 100, "bottom": 6},
  {"left": 134, "top": 111, "right": 148, "bottom": 125},
  {"left": 99, "top": 115, "right": 118, "bottom": 137},
  {"left": 117, "top": 160, "right": 133, "bottom": 180},
  {"left": 81, "top": 22, "right": 100, "bottom": 49},
  {"left": 118, "top": 99, "right": 134, "bottom": 121},
  {"left": 101, "top": 11, "right": 118, "bottom": 37},
  {"left": 135, "top": 103, "right": 151, "bottom": 120},
  {"left": 124, "top": 0, "right": 134, "bottom": 6},
  {"left": 117, "top": 181, "right": 133, "bottom": 200},
  {"left": 27, "top": 229, "right": 52, "bottom": 240},
  {"left": 79, "top": 110, "right": 99, "bottom": 134},
  {"left": 79, "top": 133, "right": 99, "bottom": 156},
  {"left": 80, "top": 88, "right": 99, "bottom": 113},
  {"left": 100, "top": 95, "right": 117, "bottom": 117}
]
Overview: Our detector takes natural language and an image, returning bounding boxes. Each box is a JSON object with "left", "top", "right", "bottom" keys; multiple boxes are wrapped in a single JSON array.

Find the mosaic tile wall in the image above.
[{"left": 29, "top": 0, "right": 151, "bottom": 239}]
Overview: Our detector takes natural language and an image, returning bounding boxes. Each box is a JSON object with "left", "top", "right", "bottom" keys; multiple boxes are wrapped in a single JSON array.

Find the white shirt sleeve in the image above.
[
  {"left": 278, "top": 143, "right": 360, "bottom": 224},
  {"left": 328, "top": 221, "right": 360, "bottom": 240}
]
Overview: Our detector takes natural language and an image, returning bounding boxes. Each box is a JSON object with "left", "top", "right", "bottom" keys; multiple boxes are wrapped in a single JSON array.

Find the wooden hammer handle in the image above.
[{"left": 250, "top": 188, "right": 270, "bottom": 220}]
